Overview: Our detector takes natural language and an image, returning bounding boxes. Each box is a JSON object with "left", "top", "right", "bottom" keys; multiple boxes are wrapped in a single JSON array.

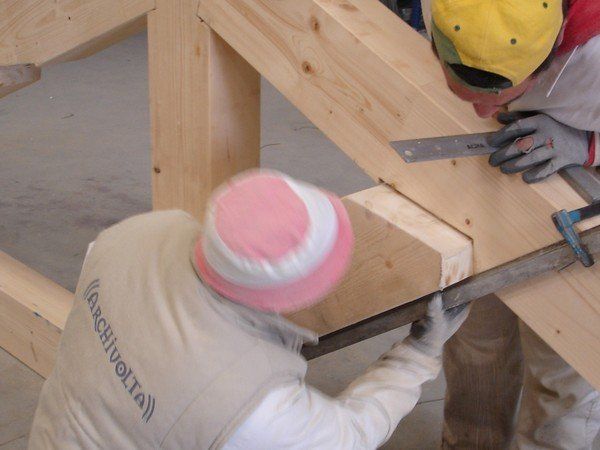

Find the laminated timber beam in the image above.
[
  {"left": 0, "top": 251, "right": 73, "bottom": 378},
  {"left": 196, "top": 0, "right": 600, "bottom": 388},
  {"left": 196, "top": 0, "right": 597, "bottom": 272},
  {"left": 302, "top": 225, "right": 600, "bottom": 391},
  {"left": 289, "top": 184, "right": 472, "bottom": 335},
  {"left": 0, "top": 185, "right": 472, "bottom": 377}
]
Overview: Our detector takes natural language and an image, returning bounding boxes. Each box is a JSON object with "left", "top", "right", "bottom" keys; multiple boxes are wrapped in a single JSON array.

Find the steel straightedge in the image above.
[
  {"left": 561, "top": 167, "right": 600, "bottom": 204},
  {"left": 303, "top": 225, "right": 600, "bottom": 360}
]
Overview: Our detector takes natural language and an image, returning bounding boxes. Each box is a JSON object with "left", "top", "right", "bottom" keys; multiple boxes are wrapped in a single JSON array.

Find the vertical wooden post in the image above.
[{"left": 147, "top": 1, "right": 260, "bottom": 220}]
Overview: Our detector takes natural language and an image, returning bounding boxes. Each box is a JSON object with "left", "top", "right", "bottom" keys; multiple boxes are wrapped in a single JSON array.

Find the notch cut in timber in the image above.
[{"left": 289, "top": 184, "right": 472, "bottom": 335}]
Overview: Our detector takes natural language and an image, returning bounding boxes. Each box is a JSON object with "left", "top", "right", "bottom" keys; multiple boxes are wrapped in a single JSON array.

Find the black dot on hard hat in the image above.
[
  {"left": 511, "top": 38, "right": 517, "bottom": 45},
  {"left": 543, "top": 2, "right": 548, "bottom": 8},
  {"left": 454, "top": 25, "right": 460, "bottom": 31}
]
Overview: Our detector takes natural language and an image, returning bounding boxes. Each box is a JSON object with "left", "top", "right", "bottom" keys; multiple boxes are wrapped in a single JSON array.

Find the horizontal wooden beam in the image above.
[
  {"left": 289, "top": 184, "right": 473, "bottom": 335},
  {"left": 0, "top": 0, "right": 155, "bottom": 67},
  {"left": 0, "top": 251, "right": 73, "bottom": 378},
  {"left": 51, "top": 15, "right": 148, "bottom": 64},
  {"left": 196, "top": 0, "right": 597, "bottom": 273}
]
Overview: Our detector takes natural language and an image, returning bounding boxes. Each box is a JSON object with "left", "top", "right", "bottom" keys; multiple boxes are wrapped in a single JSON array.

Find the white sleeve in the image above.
[{"left": 223, "top": 341, "right": 440, "bottom": 450}]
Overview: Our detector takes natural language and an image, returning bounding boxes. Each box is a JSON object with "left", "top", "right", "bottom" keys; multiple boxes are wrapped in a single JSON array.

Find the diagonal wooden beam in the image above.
[
  {"left": 196, "top": 0, "right": 600, "bottom": 389},
  {"left": 0, "top": 0, "right": 155, "bottom": 67},
  {"left": 196, "top": 0, "right": 597, "bottom": 272}
]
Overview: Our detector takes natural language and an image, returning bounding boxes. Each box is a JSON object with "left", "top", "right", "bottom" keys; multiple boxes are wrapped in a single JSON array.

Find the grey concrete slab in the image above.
[
  {"left": 0, "top": 436, "right": 27, "bottom": 450},
  {"left": 0, "top": 33, "right": 151, "bottom": 292},
  {"left": 382, "top": 400, "right": 444, "bottom": 450},
  {"left": 0, "top": 349, "right": 41, "bottom": 447}
]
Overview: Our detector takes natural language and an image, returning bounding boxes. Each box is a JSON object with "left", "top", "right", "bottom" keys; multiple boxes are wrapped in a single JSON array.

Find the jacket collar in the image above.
[{"left": 190, "top": 249, "right": 318, "bottom": 353}]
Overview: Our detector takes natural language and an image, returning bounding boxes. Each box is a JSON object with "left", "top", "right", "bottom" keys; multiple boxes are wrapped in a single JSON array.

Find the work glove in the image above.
[
  {"left": 405, "top": 294, "right": 470, "bottom": 358},
  {"left": 487, "top": 113, "right": 591, "bottom": 184}
]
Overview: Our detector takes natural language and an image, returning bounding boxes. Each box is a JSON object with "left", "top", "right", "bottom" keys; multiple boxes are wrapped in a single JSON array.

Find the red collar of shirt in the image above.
[{"left": 557, "top": 0, "right": 600, "bottom": 55}]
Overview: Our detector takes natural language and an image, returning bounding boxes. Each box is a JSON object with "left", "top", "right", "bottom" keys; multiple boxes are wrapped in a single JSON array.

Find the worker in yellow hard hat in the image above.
[
  {"left": 418, "top": 0, "right": 600, "bottom": 448},
  {"left": 427, "top": 0, "right": 600, "bottom": 181}
]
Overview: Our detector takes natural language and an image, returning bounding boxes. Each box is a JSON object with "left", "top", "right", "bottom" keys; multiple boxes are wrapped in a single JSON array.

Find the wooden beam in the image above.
[
  {"left": 196, "top": 0, "right": 595, "bottom": 272},
  {"left": 303, "top": 226, "right": 600, "bottom": 363},
  {"left": 499, "top": 264, "right": 600, "bottom": 391},
  {"left": 0, "top": 251, "right": 73, "bottom": 378},
  {"left": 148, "top": 0, "right": 260, "bottom": 220},
  {"left": 51, "top": 15, "right": 148, "bottom": 64},
  {"left": 0, "top": 0, "right": 155, "bottom": 67},
  {"left": 289, "top": 185, "right": 472, "bottom": 335},
  {"left": 197, "top": 0, "right": 600, "bottom": 386},
  {"left": 0, "top": 63, "right": 40, "bottom": 99}
]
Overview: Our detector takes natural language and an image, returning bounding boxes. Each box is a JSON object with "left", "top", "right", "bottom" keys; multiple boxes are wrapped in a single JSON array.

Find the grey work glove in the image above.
[
  {"left": 406, "top": 294, "right": 470, "bottom": 358},
  {"left": 488, "top": 113, "right": 591, "bottom": 184}
]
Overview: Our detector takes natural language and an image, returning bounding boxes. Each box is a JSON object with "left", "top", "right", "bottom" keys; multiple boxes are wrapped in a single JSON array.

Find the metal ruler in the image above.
[{"left": 390, "top": 132, "right": 600, "bottom": 203}]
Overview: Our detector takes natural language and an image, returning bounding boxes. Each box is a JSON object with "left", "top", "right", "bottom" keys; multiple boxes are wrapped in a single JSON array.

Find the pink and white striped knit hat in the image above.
[{"left": 194, "top": 170, "right": 354, "bottom": 313}]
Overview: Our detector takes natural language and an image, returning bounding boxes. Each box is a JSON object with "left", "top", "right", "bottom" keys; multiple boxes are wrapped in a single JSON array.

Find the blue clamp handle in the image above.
[{"left": 552, "top": 208, "right": 595, "bottom": 267}]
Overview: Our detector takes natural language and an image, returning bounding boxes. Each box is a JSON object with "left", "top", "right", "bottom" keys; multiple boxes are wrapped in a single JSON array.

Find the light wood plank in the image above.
[
  {"left": 499, "top": 263, "right": 600, "bottom": 391},
  {"left": 289, "top": 185, "right": 473, "bottom": 335},
  {"left": 0, "top": 251, "right": 73, "bottom": 378},
  {"left": 51, "top": 15, "right": 148, "bottom": 64},
  {"left": 0, "top": 0, "right": 155, "bottom": 66},
  {"left": 148, "top": 0, "right": 260, "bottom": 220},
  {"left": 197, "top": 0, "right": 591, "bottom": 272}
]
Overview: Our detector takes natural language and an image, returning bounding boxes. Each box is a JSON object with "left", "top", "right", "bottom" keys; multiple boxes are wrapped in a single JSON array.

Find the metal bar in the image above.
[
  {"left": 560, "top": 166, "right": 600, "bottom": 204},
  {"left": 392, "top": 135, "right": 600, "bottom": 205},
  {"left": 303, "top": 225, "right": 600, "bottom": 360},
  {"left": 390, "top": 133, "right": 496, "bottom": 163}
]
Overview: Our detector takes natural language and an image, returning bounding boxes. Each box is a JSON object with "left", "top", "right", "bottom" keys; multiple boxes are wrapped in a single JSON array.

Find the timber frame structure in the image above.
[{"left": 1, "top": 0, "right": 599, "bottom": 390}]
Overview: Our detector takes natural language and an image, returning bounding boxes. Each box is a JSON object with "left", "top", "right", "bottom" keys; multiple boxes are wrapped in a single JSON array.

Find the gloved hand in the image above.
[
  {"left": 487, "top": 113, "right": 591, "bottom": 184},
  {"left": 406, "top": 294, "right": 470, "bottom": 358}
]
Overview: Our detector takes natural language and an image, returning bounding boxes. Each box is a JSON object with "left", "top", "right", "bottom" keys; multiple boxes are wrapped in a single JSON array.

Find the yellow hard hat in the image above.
[{"left": 432, "top": 0, "right": 564, "bottom": 89}]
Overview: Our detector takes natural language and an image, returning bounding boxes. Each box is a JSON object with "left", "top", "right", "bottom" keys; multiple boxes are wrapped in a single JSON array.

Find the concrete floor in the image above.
[{"left": 0, "top": 32, "right": 597, "bottom": 449}]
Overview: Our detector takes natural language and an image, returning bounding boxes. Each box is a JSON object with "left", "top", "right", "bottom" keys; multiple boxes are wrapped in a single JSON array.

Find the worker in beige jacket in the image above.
[
  {"left": 29, "top": 169, "right": 469, "bottom": 449},
  {"left": 419, "top": 0, "right": 600, "bottom": 448}
]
